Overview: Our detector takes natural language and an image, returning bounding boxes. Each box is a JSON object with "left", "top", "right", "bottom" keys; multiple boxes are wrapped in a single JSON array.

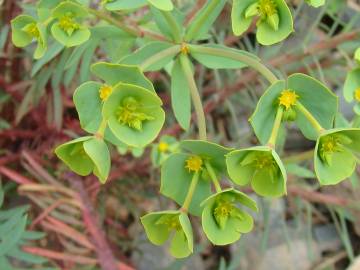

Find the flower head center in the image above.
[
  {"left": 116, "top": 97, "right": 154, "bottom": 131},
  {"left": 355, "top": 88, "right": 360, "bottom": 102},
  {"left": 321, "top": 136, "right": 341, "bottom": 154},
  {"left": 22, "top": 23, "right": 40, "bottom": 39},
  {"left": 185, "top": 155, "right": 203, "bottom": 173},
  {"left": 99, "top": 84, "right": 113, "bottom": 101},
  {"left": 279, "top": 89, "right": 299, "bottom": 110},
  {"left": 254, "top": 153, "right": 275, "bottom": 169},
  {"left": 258, "top": 0, "right": 278, "bottom": 17},
  {"left": 214, "top": 201, "right": 233, "bottom": 218},
  {"left": 59, "top": 13, "right": 80, "bottom": 36},
  {"left": 158, "top": 142, "right": 169, "bottom": 153}
]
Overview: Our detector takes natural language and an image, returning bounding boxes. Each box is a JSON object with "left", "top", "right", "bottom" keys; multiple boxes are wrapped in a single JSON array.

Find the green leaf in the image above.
[
  {"left": 11, "top": 15, "right": 36, "bottom": 47},
  {"left": 31, "top": 41, "right": 64, "bottom": 77},
  {"left": 83, "top": 138, "right": 111, "bottom": 183},
  {"left": 185, "top": 0, "right": 227, "bottom": 41},
  {"left": 189, "top": 44, "right": 259, "bottom": 69},
  {"left": 91, "top": 62, "right": 155, "bottom": 92},
  {"left": 102, "top": 83, "right": 165, "bottom": 147},
  {"left": 150, "top": 7, "right": 184, "bottom": 41},
  {"left": 160, "top": 153, "right": 212, "bottom": 216},
  {"left": 147, "top": 0, "right": 174, "bottom": 11},
  {"left": 306, "top": 0, "right": 326, "bottom": 7},
  {"left": 355, "top": 47, "right": 360, "bottom": 63},
  {"left": 103, "top": 0, "right": 147, "bottom": 11},
  {"left": 171, "top": 57, "right": 191, "bottom": 130},
  {"left": 285, "top": 163, "right": 315, "bottom": 178},
  {"left": 120, "top": 42, "right": 178, "bottom": 72}
]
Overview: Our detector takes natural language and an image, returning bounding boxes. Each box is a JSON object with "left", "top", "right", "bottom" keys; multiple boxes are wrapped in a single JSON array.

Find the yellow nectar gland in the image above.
[
  {"left": 99, "top": 85, "right": 113, "bottom": 101},
  {"left": 185, "top": 155, "right": 203, "bottom": 173},
  {"left": 279, "top": 89, "right": 299, "bottom": 110},
  {"left": 258, "top": 0, "right": 278, "bottom": 17},
  {"left": 355, "top": 88, "right": 360, "bottom": 102},
  {"left": 59, "top": 14, "right": 80, "bottom": 36},
  {"left": 158, "top": 142, "right": 169, "bottom": 153}
]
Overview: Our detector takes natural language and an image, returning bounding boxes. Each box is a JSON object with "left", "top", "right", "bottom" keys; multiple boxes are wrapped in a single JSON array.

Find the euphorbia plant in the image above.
[{"left": 11, "top": 0, "right": 358, "bottom": 259}]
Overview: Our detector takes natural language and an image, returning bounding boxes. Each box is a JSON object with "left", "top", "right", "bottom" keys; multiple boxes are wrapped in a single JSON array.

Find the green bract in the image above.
[
  {"left": 102, "top": 83, "right": 165, "bottom": 148},
  {"left": 102, "top": 0, "right": 173, "bottom": 11},
  {"left": 306, "top": 0, "right": 325, "bottom": 7},
  {"left": 141, "top": 210, "right": 193, "bottom": 258},
  {"left": 55, "top": 136, "right": 110, "bottom": 183},
  {"left": 231, "top": 0, "right": 293, "bottom": 45},
  {"left": 11, "top": 15, "right": 47, "bottom": 59},
  {"left": 51, "top": 1, "right": 90, "bottom": 47},
  {"left": 226, "top": 146, "right": 287, "bottom": 197},
  {"left": 343, "top": 68, "right": 360, "bottom": 115},
  {"left": 201, "top": 188, "right": 258, "bottom": 245},
  {"left": 314, "top": 128, "right": 360, "bottom": 185},
  {"left": 250, "top": 73, "right": 338, "bottom": 143},
  {"left": 160, "top": 140, "right": 232, "bottom": 216},
  {"left": 73, "top": 62, "right": 155, "bottom": 146},
  {"left": 150, "top": 135, "right": 179, "bottom": 167}
]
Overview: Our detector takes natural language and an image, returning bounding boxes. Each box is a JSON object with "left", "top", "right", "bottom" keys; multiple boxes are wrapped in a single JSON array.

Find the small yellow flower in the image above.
[
  {"left": 23, "top": 23, "right": 40, "bottom": 38},
  {"left": 355, "top": 88, "right": 360, "bottom": 102},
  {"left": 99, "top": 85, "right": 113, "bottom": 101},
  {"left": 185, "top": 155, "right": 203, "bottom": 173},
  {"left": 158, "top": 142, "right": 169, "bottom": 153},
  {"left": 278, "top": 89, "right": 299, "bottom": 110}
]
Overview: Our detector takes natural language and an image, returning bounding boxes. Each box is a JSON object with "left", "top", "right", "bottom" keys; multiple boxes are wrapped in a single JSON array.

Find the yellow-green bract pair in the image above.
[{"left": 55, "top": 62, "right": 165, "bottom": 183}]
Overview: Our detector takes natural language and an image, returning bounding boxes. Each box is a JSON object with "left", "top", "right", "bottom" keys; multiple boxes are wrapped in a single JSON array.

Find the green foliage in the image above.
[
  {"left": 11, "top": 0, "right": 360, "bottom": 260},
  {"left": 0, "top": 188, "right": 52, "bottom": 269}
]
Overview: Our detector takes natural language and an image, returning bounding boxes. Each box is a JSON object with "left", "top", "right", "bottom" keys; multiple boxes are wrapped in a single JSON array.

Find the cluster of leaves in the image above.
[
  {"left": 0, "top": 184, "right": 53, "bottom": 270},
  {"left": 11, "top": 0, "right": 360, "bottom": 260}
]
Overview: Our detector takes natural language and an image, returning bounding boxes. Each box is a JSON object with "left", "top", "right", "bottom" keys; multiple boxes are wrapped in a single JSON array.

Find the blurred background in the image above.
[{"left": 1, "top": 0, "right": 360, "bottom": 269}]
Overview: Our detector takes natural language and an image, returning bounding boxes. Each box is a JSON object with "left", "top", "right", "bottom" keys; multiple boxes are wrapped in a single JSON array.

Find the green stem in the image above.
[
  {"left": 140, "top": 45, "right": 181, "bottom": 71},
  {"left": 204, "top": 161, "right": 222, "bottom": 193},
  {"left": 189, "top": 45, "right": 278, "bottom": 84},
  {"left": 161, "top": 11, "right": 182, "bottom": 43},
  {"left": 87, "top": 8, "right": 167, "bottom": 41},
  {"left": 296, "top": 101, "right": 325, "bottom": 135},
  {"left": 185, "top": 0, "right": 223, "bottom": 41},
  {"left": 179, "top": 54, "right": 207, "bottom": 140},
  {"left": 267, "top": 106, "right": 284, "bottom": 148},
  {"left": 95, "top": 118, "right": 107, "bottom": 139},
  {"left": 181, "top": 172, "right": 200, "bottom": 212}
]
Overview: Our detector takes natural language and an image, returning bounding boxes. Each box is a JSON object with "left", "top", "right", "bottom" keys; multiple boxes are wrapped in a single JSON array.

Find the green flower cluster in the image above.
[
  {"left": 55, "top": 62, "right": 165, "bottom": 183},
  {"left": 344, "top": 47, "right": 360, "bottom": 116},
  {"left": 11, "top": 1, "right": 91, "bottom": 58}
]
